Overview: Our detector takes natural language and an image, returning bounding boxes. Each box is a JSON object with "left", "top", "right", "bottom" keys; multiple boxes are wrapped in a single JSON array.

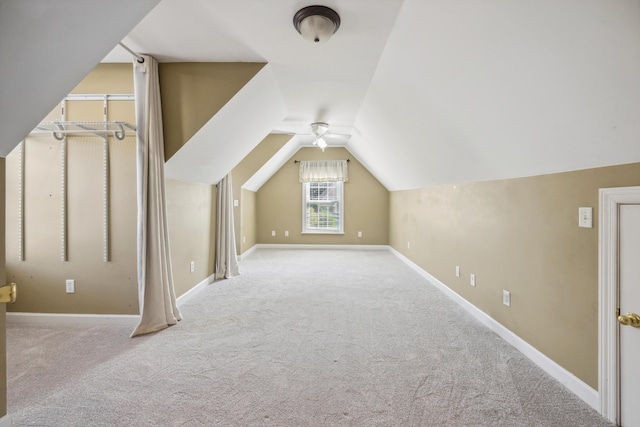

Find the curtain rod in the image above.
[
  {"left": 294, "top": 159, "right": 350, "bottom": 163},
  {"left": 119, "top": 42, "right": 144, "bottom": 63}
]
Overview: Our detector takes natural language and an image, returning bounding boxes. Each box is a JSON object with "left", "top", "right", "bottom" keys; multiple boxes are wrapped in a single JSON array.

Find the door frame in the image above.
[{"left": 599, "top": 185, "right": 640, "bottom": 423}]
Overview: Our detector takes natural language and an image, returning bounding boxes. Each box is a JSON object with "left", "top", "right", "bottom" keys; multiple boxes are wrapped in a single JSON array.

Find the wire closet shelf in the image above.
[{"left": 32, "top": 121, "right": 137, "bottom": 141}]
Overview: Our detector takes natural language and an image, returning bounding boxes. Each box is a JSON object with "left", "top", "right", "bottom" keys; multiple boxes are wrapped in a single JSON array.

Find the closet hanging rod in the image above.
[{"left": 119, "top": 42, "right": 144, "bottom": 63}]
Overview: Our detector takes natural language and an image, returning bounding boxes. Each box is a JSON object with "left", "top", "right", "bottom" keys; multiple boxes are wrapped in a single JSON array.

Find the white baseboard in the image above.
[
  {"left": 6, "top": 312, "right": 139, "bottom": 327},
  {"left": 239, "top": 244, "right": 258, "bottom": 260},
  {"left": 0, "top": 414, "right": 12, "bottom": 427},
  {"left": 256, "top": 244, "right": 390, "bottom": 251},
  {"left": 176, "top": 274, "right": 214, "bottom": 307},
  {"left": 7, "top": 274, "right": 214, "bottom": 326},
  {"left": 388, "top": 247, "right": 599, "bottom": 412}
]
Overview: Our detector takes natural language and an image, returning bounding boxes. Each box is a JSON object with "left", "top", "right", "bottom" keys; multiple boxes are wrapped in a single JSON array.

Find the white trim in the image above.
[
  {"left": 239, "top": 244, "right": 258, "bottom": 260},
  {"left": 6, "top": 275, "right": 215, "bottom": 327},
  {"left": 598, "top": 185, "right": 640, "bottom": 424},
  {"left": 176, "top": 274, "right": 214, "bottom": 307},
  {"left": 389, "top": 246, "right": 599, "bottom": 412},
  {"left": 0, "top": 414, "right": 12, "bottom": 427},
  {"left": 6, "top": 312, "right": 139, "bottom": 327},
  {"left": 256, "top": 244, "right": 390, "bottom": 251}
]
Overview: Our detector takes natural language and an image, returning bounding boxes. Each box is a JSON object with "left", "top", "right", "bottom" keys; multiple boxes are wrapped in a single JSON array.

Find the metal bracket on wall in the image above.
[
  {"left": 17, "top": 140, "right": 24, "bottom": 261},
  {"left": 102, "top": 95, "right": 110, "bottom": 262},
  {"left": 60, "top": 100, "right": 68, "bottom": 261}
]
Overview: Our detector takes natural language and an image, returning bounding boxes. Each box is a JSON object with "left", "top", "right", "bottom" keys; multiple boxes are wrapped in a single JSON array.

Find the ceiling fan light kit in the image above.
[
  {"left": 310, "top": 122, "right": 329, "bottom": 136},
  {"left": 293, "top": 5, "right": 341, "bottom": 43}
]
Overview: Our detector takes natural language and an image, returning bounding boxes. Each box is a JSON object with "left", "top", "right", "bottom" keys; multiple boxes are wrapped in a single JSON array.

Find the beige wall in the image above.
[
  {"left": 231, "top": 134, "right": 292, "bottom": 254},
  {"left": 389, "top": 162, "right": 640, "bottom": 389},
  {"left": 240, "top": 188, "right": 257, "bottom": 253},
  {"left": 5, "top": 64, "right": 138, "bottom": 314},
  {"left": 257, "top": 147, "right": 389, "bottom": 245},
  {"left": 5, "top": 63, "right": 215, "bottom": 314},
  {"left": 166, "top": 179, "right": 215, "bottom": 297},
  {"left": 159, "top": 62, "right": 266, "bottom": 160}
]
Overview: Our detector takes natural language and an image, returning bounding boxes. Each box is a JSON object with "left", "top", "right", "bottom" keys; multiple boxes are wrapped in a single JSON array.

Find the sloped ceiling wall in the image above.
[
  {"left": 0, "top": 0, "right": 160, "bottom": 156},
  {"left": 164, "top": 64, "right": 287, "bottom": 184},
  {"left": 350, "top": 0, "right": 640, "bottom": 191}
]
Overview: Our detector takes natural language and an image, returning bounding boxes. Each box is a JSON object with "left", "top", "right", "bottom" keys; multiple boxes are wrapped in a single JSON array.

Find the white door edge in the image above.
[{"left": 598, "top": 185, "right": 640, "bottom": 423}]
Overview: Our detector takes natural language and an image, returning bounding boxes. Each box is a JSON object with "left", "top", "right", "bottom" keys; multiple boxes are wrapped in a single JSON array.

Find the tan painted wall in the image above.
[
  {"left": 389, "top": 162, "right": 640, "bottom": 389},
  {"left": 240, "top": 188, "right": 257, "bottom": 253},
  {"left": 159, "top": 62, "right": 265, "bottom": 160},
  {"left": 231, "top": 134, "right": 292, "bottom": 254},
  {"left": 5, "top": 64, "right": 215, "bottom": 314},
  {"left": 0, "top": 159, "right": 6, "bottom": 417},
  {"left": 166, "top": 179, "right": 215, "bottom": 297},
  {"left": 257, "top": 147, "right": 389, "bottom": 245}
]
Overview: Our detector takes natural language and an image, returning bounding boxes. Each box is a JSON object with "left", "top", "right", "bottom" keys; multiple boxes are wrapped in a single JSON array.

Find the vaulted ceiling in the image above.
[{"left": 2, "top": 0, "right": 639, "bottom": 191}]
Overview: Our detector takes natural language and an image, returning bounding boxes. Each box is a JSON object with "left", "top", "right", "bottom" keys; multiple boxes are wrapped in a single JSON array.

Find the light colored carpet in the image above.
[{"left": 7, "top": 249, "right": 611, "bottom": 426}]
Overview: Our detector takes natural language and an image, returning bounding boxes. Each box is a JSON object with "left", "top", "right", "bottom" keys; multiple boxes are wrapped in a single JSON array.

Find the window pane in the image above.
[{"left": 303, "top": 181, "right": 343, "bottom": 233}]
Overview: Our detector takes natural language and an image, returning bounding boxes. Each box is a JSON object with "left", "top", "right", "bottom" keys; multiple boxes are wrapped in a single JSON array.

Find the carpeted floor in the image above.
[{"left": 7, "top": 249, "right": 612, "bottom": 426}]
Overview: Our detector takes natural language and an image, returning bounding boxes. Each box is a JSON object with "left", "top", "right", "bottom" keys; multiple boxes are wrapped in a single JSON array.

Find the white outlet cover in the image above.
[
  {"left": 470, "top": 274, "right": 476, "bottom": 287},
  {"left": 285, "top": 230, "right": 289, "bottom": 237},
  {"left": 503, "top": 290, "right": 511, "bottom": 306},
  {"left": 272, "top": 230, "right": 276, "bottom": 236},
  {"left": 66, "top": 279, "right": 75, "bottom": 293},
  {"left": 357, "top": 231, "right": 362, "bottom": 237},
  {"left": 455, "top": 266, "right": 460, "bottom": 277}
]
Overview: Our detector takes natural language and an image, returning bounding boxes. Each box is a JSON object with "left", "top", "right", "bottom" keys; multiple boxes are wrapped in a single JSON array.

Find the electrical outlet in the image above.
[
  {"left": 455, "top": 266, "right": 460, "bottom": 277},
  {"left": 272, "top": 230, "right": 276, "bottom": 237},
  {"left": 503, "top": 290, "right": 511, "bottom": 307},
  {"left": 470, "top": 274, "right": 476, "bottom": 287},
  {"left": 407, "top": 241, "right": 411, "bottom": 249},
  {"left": 190, "top": 261, "right": 195, "bottom": 273},
  {"left": 285, "top": 230, "right": 289, "bottom": 237},
  {"left": 357, "top": 231, "right": 362, "bottom": 237},
  {"left": 66, "top": 279, "right": 75, "bottom": 294}
]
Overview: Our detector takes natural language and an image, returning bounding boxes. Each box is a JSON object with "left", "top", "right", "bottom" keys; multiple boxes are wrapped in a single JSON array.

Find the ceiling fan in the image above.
[{"left": 274, "top": 121, "right": 351, "bottom": 151}]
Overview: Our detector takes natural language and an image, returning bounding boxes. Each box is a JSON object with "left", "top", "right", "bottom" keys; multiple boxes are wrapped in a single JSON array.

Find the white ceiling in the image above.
[{"left": 3, "top": 0, "right": 640, "bottom": 190}]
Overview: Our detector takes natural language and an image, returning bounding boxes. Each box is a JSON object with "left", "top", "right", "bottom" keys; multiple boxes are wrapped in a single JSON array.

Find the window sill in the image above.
[{"left": 301, "top": 232, "right": 345, "bottom": 235}]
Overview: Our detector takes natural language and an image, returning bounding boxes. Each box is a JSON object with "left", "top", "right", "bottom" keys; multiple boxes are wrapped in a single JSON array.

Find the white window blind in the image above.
[{"left": 298, "top": 160, "right": 348, "bottom": 183}]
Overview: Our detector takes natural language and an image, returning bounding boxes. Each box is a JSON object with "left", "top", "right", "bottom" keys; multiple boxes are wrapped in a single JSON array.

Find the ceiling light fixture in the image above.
[
  {"left": 311, "top": 122, "right": 330, "bottom": 151},
  {"left": 293, "top": 5, "right": 341, "bottom": 43},
  {"left": 314, "top": 137, "right": 328, "bottom": 151}
]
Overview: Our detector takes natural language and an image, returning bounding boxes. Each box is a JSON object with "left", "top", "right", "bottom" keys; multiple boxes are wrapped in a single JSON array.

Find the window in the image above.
[{"left": 302, "top": 181, "right": 343, "bottom": 233}]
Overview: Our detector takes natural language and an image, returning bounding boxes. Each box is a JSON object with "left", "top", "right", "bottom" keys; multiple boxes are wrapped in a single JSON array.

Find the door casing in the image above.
[{"left": 598, "top": 186, "right": 640, "bottom": 423}]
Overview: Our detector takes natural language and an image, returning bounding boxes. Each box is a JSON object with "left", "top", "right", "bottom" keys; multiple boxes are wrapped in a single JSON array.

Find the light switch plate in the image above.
[
  {"left": 470, "top": 274, "right": 476, "bottom": 287},
  {"left": 579, "top": 207, "right": 593, "bottom": 228},
  {"left": 455, "top": 266, "right": 460, "bottom": 277}
]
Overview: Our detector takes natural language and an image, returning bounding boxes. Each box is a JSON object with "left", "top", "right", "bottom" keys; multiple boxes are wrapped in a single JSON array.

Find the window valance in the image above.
[{"left": 298, "top": 160, "right": 349, "bottom": 183}]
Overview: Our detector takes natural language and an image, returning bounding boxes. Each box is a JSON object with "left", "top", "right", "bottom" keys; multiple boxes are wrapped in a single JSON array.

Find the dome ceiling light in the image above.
[{"left": 293, "top": 5, "right": 341, "bottom": 43}]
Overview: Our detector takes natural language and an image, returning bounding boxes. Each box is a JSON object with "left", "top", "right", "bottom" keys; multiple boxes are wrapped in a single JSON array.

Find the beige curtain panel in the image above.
[
  {"left": 215, "top": 173, "right": 240, "bottom": 280},
  {"left": 299, "top": 160, "right": 349, "bottom": 183},
  {"left": 131, "top": 55, "right": 182, "bottom": 338}
]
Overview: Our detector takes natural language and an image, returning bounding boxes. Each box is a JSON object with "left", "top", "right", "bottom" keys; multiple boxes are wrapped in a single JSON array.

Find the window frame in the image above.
[{"left": 301, "top": 180, "right": 344, "bottom": 234}]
